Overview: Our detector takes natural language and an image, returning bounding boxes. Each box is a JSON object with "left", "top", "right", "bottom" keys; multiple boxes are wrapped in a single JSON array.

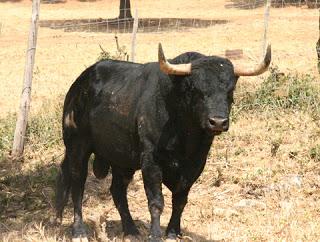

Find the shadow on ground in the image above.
[
  {"left": 0, "top": 157, "right": 58, "bottom": 234},
  {"left": 0, "top": 157, "right": 218, "bottom": 241},
  {"left": 40, "top": 18, "right": 228, "bottom": 33},
  {"left": 225, "top": 0, "right": 320, "bottom": 9},
  {"left": 0, "top": 0, "right": 22, "bottom": 2},
  {"left": 224, "top": 0, "right": 264, "bottom": 9},
  {"left": 41, "top": 0, "right": 67, "bottom": 4},
  {"left": 41, "top": 0, "right": 99, "bottom": 3},
  {"left": 88, "top": 219, "right": 219, "bottom": 242}
]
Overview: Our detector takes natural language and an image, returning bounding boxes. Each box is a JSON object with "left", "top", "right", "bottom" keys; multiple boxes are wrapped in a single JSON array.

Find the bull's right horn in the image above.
[
  {"left": 158, "top": 43, "right": 192, "bottom": 76},
  {"left": 233, "top": 44, "right": 271, "bottom": 76}
]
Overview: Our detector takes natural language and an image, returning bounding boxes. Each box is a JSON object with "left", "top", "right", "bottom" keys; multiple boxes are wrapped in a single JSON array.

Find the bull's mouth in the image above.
[
  {"left": 205, "top": 126, "right": 224, "bottom": 136},
  {"left": 212, "top": 130, "right": 223, "bottom": 136}
]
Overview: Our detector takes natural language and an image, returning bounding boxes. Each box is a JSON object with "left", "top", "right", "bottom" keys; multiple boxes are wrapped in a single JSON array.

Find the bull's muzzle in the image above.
[{"left": 208, "top": 117, "right": 229, "bottom": 133}]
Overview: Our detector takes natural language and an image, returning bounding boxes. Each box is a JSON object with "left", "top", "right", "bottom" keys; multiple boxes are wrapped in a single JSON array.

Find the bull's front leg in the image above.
[
  {"left": 166, "top": 190, "right": 189, "bottom": 240},
  {"left": 141, "top": 151, "right": 164, "bottom": 242}
]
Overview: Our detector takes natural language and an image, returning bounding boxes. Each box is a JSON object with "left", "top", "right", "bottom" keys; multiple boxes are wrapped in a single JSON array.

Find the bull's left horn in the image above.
[
  {"left": 158, "top": 43, "right": 192, "bottom": 75},
  {"left": 233, "top": 44, "right": 271, "bottom": 76}
]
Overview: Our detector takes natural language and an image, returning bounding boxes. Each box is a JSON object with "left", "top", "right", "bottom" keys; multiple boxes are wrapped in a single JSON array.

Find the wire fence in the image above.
[
  {"left": 40, "top": 17, "right": 229, "bottom": 34},
  {"left": 35, "top": 0, "right": 319, "bottom": 62},
  {"left": 0, "top": 0, "right": 318, "bottom": 116},
  {"left": 37, "top": 3, "right": 268, "bottom": 61}
]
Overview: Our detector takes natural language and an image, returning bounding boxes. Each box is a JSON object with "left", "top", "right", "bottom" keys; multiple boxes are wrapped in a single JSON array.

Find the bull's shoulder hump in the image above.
[
  {"left": 94, "top": 60, "right": 143, "bottom": 81},
  {"left": 95, "top": 59, "right": 143, "bottom": 72}
]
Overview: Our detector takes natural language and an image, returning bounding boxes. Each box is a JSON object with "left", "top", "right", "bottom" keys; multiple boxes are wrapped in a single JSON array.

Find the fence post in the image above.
[
  {"left": 12, "top": 0, "right": 40, "bottom": 160},
  {"left": 317, "top": 9, "right": 320, "bottom": 73},
  {"left": 262, "top": 0, "right": 271, "bottom": 57},
  {"left": 131, "top": 9, "right": 138, "bottom": 62}
]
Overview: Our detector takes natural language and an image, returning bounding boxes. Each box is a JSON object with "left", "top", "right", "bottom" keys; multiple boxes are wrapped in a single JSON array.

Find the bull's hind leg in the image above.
[
  {"left": 55, "top": 156, "right": 71, "bottom": 224},
  {"left": 110, "top": 167, "right": 139, "bottom": 236},
  {"left": 56, "top": 135, "right": 91, "bottom": 241}
]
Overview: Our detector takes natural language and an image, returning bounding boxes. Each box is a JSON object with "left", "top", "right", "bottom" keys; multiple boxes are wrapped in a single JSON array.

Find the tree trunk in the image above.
[{"left": 119, "top": 0, "right": 132, "bottom": 19}]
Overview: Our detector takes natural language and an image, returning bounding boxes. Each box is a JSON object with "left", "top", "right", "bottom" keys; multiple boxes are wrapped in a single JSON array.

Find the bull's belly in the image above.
[
  {"left": 90, "top": 118, "right": 140, "bottom": 169},
  {"left": 92, "top": 134, "right": 140, "bottom": 169}
]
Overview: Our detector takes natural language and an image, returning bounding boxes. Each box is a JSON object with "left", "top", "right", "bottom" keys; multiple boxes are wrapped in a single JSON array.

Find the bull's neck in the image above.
[{"left": 166, "top": 100, "right": 213, "bottom": 160}]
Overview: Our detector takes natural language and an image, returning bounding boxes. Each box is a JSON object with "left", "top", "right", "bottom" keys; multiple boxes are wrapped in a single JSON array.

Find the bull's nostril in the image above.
[
  {"left": 209, "top": 118, "right": 216, "bottom": 126},
  {"left": 222, "top": 119, "right": 229, "bottom": 128}
]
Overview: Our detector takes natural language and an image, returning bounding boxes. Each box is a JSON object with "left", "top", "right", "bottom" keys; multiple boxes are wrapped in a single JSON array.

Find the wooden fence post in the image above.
[
  {"left": 262, "top": 0, "right": 271, "bottom": 57},
  {"left": 12, "top": 0, "right": 40, "bottom": 160},
  {"left": 317, "top": 9, "right": 320, "bottom": 73},
  {"left": 131, "top": 9, "right": 138, "bottom": 62}
]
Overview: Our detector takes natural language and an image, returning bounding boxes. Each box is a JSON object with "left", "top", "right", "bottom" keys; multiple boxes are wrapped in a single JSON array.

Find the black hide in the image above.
[{"left": 56, "top": 51, "right": 238, "bottom": 241}]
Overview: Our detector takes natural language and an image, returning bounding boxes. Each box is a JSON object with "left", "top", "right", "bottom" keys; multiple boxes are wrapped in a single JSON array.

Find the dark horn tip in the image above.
[
  {"left": 158, "top": 43, "right": 165, "bottom": 62},
  {"left": 265, "top": 44, "right": 271, "bottom": 67}
]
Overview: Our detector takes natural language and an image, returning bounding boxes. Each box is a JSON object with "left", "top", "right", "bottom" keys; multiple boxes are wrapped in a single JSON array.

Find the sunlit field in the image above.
[{"left": 0, "top": 0, "right": 319, "bottom": 241}]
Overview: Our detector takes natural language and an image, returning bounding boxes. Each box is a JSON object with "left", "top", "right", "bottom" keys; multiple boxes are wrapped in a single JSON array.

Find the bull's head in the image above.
[{"left": 158, "top": 43, "right": 271, "bottom": 135}]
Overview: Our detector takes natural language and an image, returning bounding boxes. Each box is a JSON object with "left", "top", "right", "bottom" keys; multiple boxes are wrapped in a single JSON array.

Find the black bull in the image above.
[{"left": 56, "top": 44, "right": 271, "bottom": 241}]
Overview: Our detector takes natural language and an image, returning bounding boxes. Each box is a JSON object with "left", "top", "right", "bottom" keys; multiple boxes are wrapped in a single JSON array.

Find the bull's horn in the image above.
[
  {"left": 158, "top": 43, "right": 192, "bottom": 75},
  {"left": 233, "top": 44, "right": 271, "bottom": 76}
]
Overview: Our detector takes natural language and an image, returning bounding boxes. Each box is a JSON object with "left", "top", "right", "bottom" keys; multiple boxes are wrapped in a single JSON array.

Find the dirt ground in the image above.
[{"left": 0, "top": 0, "right": 319, "bottom": 241}]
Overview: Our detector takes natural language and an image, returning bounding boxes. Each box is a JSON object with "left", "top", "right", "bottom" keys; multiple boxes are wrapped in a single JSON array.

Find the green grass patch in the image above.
[
  {"left": 0, "top": 97, "right": 63, "bottom": 159},
  {"left": 26, "top": 98, "right": 63, "bottom": 151},
  {"left": 0, "top": 114, "right": 16, "bottom": 158},
  {"left": 233, "top": 67, "right": 320, "bottom": 119},
  {"left": 310, "top": 145, "right": 320, "bottom": 162}
]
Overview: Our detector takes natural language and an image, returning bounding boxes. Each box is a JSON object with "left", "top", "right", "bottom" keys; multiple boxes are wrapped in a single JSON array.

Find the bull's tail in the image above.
[{"left": 62, "top": 65, "right": 95, "bottom": 141}]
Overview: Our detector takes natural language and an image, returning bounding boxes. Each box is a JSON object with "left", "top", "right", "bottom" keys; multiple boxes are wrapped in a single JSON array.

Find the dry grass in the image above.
[
  {"left": 1, "top": 0, "right": 320, "bottom": 241},
  {"left": 1, "top": 93, "right": 320, "bottom": 241}
]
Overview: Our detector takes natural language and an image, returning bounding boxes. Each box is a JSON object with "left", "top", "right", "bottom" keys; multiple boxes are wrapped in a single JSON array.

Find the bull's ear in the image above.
[{"left": 158, "top": 43, "right": 192, "bottom": 76}]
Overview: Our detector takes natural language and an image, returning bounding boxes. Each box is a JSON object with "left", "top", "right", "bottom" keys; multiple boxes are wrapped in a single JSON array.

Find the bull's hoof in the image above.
[
  {"left": 72, "top": 237, "right": 89, "bottom": 242},
  {"left": 167, "top": 235, "right": 192, "bottom": 242},
  {"left": 123, "top": 234, "right": 142, "bottom": 242},
  {"left": 124, "top": 224, "right": 140, "bottom": 237},
  {"left": 166, "top": 233, "right": 192, "bottom": 241},
  {"left": 72, "top": 222, "right": 87, "bottom": 241},
  {"left": 165, "top": 239, "right": 177, "bottom": 242},
  {"left": 165, "top": 234, "right": 178, "bottom": 242},
  {"left": 148, "top": 235, "right": 163, "bottom": 242},
  {"left": 165, "top": 232, "right": 180, "bottom": 241},
  {"left": 50, "top": 216, "right": 62, "bottom": 226}
]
